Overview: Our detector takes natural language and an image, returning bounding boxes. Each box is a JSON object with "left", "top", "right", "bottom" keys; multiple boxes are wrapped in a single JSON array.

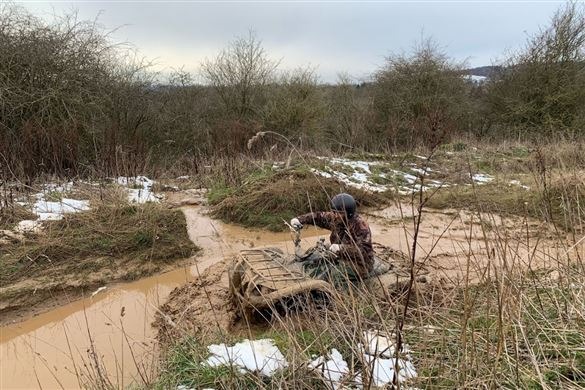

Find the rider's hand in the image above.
[
  {"left": 329, "top": 244, "right": 341, "bottom": 254},
  {"left": 290, "top": 218, "right": 303, "bottom": 230}
]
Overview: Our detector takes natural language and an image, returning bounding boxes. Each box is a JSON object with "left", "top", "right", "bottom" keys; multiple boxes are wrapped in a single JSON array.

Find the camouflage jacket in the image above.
[{"left": 297, "top": 211, "right": 374, "bottom": 279}]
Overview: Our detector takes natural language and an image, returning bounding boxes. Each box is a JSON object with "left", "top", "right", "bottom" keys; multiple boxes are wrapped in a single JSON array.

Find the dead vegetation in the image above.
[
  {"left": 0, "top": 198, "right": 199, "bottom": 324},
  {"left": 209, "top": 167, "right": 392, "bottom": 231}
]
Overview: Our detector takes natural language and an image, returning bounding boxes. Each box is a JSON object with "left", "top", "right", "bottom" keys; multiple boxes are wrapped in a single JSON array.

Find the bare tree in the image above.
[
  {"left": 487, "top": 2, "right": 585, "bottom": 139},
  {"left": 373, "top": 38, "right": 471, "bottom": 149},
  {"left": 200, "top": 32, "right": 279, "bottom": 118},
  {"left": 261, "top": 66, "right": 325, "bottom": 144}
]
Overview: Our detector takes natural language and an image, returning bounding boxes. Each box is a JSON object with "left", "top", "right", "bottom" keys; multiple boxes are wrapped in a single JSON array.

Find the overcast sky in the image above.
[{"left": 20, "top": 1, "right": 566, "bottom": 83}]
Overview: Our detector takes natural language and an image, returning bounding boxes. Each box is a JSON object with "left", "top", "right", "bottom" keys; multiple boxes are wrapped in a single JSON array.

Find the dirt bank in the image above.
[
  {"left": 0, "top": 201, "right": 198, "bottom": 326},
  {"left": 155, "top": 260, "right": 236, "bottom": 346}
]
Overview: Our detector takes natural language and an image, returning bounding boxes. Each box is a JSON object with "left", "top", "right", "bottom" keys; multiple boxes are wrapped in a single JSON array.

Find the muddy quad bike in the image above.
[{"left": 229, "top": 225, "right": 410, "bottom": 320}]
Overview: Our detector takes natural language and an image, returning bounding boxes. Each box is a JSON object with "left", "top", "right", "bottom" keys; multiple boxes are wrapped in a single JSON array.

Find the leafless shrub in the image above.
[
  {"left": 201, "top": 31, "right": 279, "bottom": 119},
  {"left": 372, "top": 38, "right": 472, "bottom": 150},
  {"left": 0, "top": 4, "right": 156, "bottom": 178},
  {"left": 262, "top": 67, "right": 325, "bottom": 146},
  {"left": 486, "top": 2, "right": 585, "bottom": 139},
  {"left": 325, "top": 73, "right": 376, "bottom": 151}
]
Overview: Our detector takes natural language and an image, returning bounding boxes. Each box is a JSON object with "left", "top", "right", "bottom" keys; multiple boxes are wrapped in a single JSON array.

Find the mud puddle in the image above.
[
  {"left": 1, "top": 203, "right": 571, "bottom": 389},
  {"left": 158, "top": 205, "right": 572, "bottom": 346},
  {"left": 0, "top": 206, "right": 327, "bottom": 389}
]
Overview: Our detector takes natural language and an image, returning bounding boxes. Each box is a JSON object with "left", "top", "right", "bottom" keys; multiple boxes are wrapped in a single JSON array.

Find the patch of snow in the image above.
[
  {"left": 363, "top": 330, "right": 394, "bottom": 358},
  {"left": 359, "top": 331, "right": 417, "bottom": 387},
  {"left": 116, "top": 176, "right": 161, "bottom": 203},
  {"left": 176, "top": 175, "right": 190, "bottom": 180},
  {"left": 309, "top": 332, "right": 417, "bottom": 389},
  {"left": 312, "top": 157, "right": 449, "bottom": 196},
  {"left": 309, "top": 348, "right": 349, "bottom": 389},
  {"left": 32, "top": 198, "right": 90, "bottom": 220},
  {"left": 15, "top": 220, "right": 42, "bottom": 233},
  {"left": 205, "top": 339, "right": 288, "bottom": 377},
  {"left": 471, "top": 173, "right": 494, "bottom": 184},
  {"left": 399, "top": 172, "right": 418, "bottom": 185},
  {"left": 510, "top": 180, "right": 530, "bottom": 190},
  {"left": 91, "top": 286, "right": 107, "bottom": 297},
  {"left": 409, "top": 167, "right": 429, "bottom": 176},
  {"left": 311, "top": 168, "right": 333, "bottom": 179},
  {"left": 362, "top": 353, "right": 417, "bottom": 387},
  {"left": 311, "top": 169, "right": 388, "bottom": 193},
  {"left": 325, "top": 157, "right": 383, "bottom": 174},
  {"left": 41, "top": 181, "right": 74, "bottom": 194}
]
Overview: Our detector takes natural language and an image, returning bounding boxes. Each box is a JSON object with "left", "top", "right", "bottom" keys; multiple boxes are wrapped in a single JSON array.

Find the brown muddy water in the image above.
[
  {"left": 0, "top": 204, "right": 563, "bottom": 389},
  {"left": 0, "top": 207, "right": 327, "bottom": 389}
]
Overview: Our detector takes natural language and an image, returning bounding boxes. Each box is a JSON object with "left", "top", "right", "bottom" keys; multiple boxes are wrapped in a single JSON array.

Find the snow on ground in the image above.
[
  {"left": 32, "top": 197, "right": 91, "bottom": 220},
  {"left": 15, "top": 219, "right": 42, "bottom": 233},
  {"left": 362, "top": 353, "right": 418, "bottom": 387},
  {"left": 311, "top": 168, "right": 389, "bottom": 193},
  {"left": 205, "top": 339, "right": 288, "bottom": 377},
  {"left": 307, "top": 331, "right": 417, "bottom": 389},
  {"left": 116, "top": 176, "right": 162, "bottom": 203},
  {"left": 14, "top": 176, "right": 161, "bottom": 232},
  {"left": 510, "top": 179, "right": 530, "bottom": 190},
  {"left": 311, "top": 157, "right": 453, "bottom": 195},
  {"left": 471, "top": 173, "right": 494, "bottom": 184},
  {"left": 203, "top": 331, "right": 417, "bottom": 389},
  {"left": 16, "top": 182, "right": 91, "bottom": 226},
  {"left": 309, "top": 348, "right": 349, "bottom": 389}
]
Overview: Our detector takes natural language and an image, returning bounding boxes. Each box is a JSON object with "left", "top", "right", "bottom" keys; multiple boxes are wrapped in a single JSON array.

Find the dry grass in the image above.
[
  {"left": 0, "top": 204, "right": 36, "bottom": 230},
  {"left": 0, "top": 186, "right": 199, "bottom": 322},
  {"left": 209, "top": 167, "right": 392, "bottom": 231},
  {"left": 152, "top": 146, "right": 585, "bottom": 390}
]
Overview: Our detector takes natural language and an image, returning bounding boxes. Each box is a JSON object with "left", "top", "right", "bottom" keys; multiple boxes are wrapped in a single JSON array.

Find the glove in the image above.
[
  {"left": 329, "top": 244, "right": 341, "bottom": 254},
  {"left": 290, "top": 217, "right": 303, "bottom": 230}
]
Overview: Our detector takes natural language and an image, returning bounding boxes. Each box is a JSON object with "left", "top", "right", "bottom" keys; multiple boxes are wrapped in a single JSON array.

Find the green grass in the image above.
[{"left": 209, "top": 167, "right": 391, "bottom": 231}]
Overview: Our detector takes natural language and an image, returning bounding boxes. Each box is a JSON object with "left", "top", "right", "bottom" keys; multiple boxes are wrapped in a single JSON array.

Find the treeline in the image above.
[{"left": 1, "top": 2, "right": 584, "bottom": 178}]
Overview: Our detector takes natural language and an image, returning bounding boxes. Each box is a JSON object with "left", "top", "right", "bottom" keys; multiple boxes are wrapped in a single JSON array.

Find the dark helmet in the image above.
[{"left": 331, "top": 193, "right": 357, "bottom": 218}]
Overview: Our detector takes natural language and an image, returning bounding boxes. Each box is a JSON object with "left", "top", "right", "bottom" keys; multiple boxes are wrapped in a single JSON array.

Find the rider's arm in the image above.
[
  {"left": 296, "top": 211, "right": 335, "bottom": 230},
  {"left": 339, "top": 221, "right": 374, "bottom": 261}
]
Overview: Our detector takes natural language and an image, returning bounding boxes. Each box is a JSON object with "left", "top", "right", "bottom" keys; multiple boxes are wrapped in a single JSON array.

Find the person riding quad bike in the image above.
[{"left": 290, "top": 193, "right": 374, "bottom": 288}]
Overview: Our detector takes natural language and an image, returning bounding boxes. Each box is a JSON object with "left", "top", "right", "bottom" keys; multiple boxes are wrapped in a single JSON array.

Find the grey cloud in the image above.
[{"left": 23, "top": 1, "right": 563, "bottom": 82}]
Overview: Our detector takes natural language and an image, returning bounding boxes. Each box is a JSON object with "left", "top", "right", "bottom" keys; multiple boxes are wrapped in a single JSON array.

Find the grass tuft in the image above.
[{"left": 209, "top": 167, "right": 391, "bottom": 231}]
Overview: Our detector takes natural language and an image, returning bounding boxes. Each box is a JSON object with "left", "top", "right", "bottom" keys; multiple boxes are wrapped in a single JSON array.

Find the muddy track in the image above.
[
  {"left": 0, "top": 196, "right": 573, "bottom": 389},
  {"left": 154, "top": 203, "right": 568, "bottom": 351}
]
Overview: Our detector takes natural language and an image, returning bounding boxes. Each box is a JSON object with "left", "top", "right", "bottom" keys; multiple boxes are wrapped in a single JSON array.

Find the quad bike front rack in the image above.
[{"left": 229, "top": 245, "right": 334, "bottom": 320}]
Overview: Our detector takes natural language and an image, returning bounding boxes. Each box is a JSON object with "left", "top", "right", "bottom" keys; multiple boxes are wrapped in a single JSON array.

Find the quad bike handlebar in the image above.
[{"left": 283, "top": 220, "right": 335, "bottom": 263}]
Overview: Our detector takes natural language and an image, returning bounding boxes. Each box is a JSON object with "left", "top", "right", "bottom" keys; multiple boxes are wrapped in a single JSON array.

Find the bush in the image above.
[
  {"left": 372, "top": 38, "right": 473, "bottom": 149},
  {"left": 486, "top": 2, "right": 585, "bottom": 139}
]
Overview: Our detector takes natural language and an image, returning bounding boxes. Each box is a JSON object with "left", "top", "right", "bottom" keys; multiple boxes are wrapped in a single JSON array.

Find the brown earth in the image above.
[{"left": 154, "top": 259, "right": 236, "bottom": 346}]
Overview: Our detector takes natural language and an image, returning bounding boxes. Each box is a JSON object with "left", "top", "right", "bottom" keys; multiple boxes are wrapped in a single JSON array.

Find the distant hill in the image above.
[{"left": 464, "top": 66, "right": 502, "bottom": 78}]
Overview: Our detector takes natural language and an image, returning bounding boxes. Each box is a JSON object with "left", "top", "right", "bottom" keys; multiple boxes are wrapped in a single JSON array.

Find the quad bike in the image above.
[{"left": 229, "top": 224, "right": 411, "bottom": 320}]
